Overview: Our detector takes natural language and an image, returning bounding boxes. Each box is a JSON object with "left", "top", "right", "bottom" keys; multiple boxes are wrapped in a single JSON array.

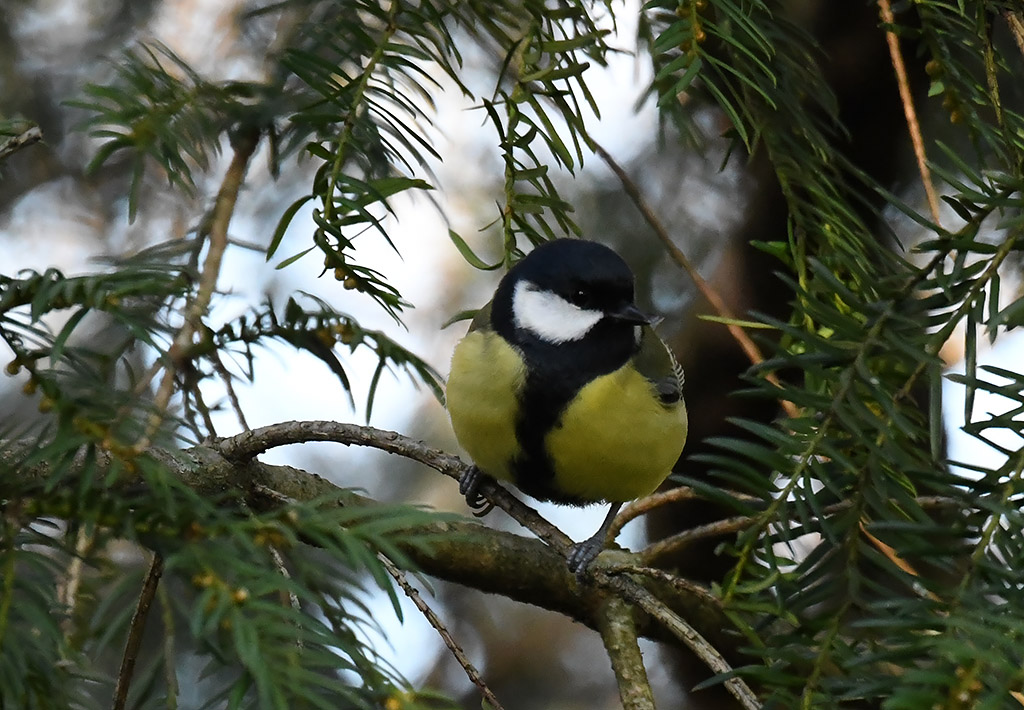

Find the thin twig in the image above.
[
  {"left": 642, "top": 496, "right": 962, "bottom": 569},
  {"left": 113, "top": 553, "right": 165, "bottom": 710},
  {"left": 878, "top": 0, "right": 942, "bottom": 226},
  {"left": 0, "top": 126, "right": 42, "bottom": 162},
  {"left": 604, "top": 563, "right": 721, "bottom": 610},
  {"left": 590, "top": 139, "right": 799, "bottom": 419},
  {"left": 59, "top": 526, "right": 94, "bottom": 640},
  {"left": 597, "top": 595, "right": 656, "bottom": 710},
  {"left": 210, "top": 348, "right": 250, "bottom": 431},
  {"left": 1004, "top": 11, "right": 1024, "bottom": 61},
  {"left": 267, "top": 544, "right": 302, "bottom": 643},
  {"left": 135, "top": 128, "right": 260, "bottom": 452},
  {"left": 612, "top": 487, "right": 760, "bottom": 540},
  {"left": 611, "top": 487, "right": 701, "bottom": 539},
  {"left": 859, "top": 521, "right": 940, "bottom": 601},
  {"left": 641, "top": 515, "right": 754, "bottom": 566},
  {"left": 378, "top": 554, "right": 505, "bottom": 710},
  {"left": 596, "top": 571, "right": 761, "bottom": 710}
]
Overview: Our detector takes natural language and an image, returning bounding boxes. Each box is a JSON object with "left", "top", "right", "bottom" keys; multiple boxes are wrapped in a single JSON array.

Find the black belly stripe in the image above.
[{"left": 508, "top": 322, "right": 638, "bottom": 504}]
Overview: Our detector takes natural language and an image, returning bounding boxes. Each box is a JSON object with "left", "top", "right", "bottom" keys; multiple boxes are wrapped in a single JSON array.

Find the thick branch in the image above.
[
  {"left": 3, "top": 425, "right": 736, "bottom": 652},
  {"left": 219, "top": 420, "right": 576, "bottom": 554}
]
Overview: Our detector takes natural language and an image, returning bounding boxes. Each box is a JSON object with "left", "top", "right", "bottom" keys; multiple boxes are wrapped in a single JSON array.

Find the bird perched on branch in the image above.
[{"left": 446, "top": 238, "right": 688, "bottom": 574}]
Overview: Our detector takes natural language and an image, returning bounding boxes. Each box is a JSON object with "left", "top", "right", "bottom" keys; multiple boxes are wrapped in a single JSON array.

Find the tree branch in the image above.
[
  {"left": 0, "top": 125, "right": 42, "bottom": 163},
  {"left": 137, "top": 126, "right": 261, "bottom": 451},
  {"left": 218, "top": 420, "right": 577, "bottom": 555},
  {"left": 596, "top": 570, "right": 761, "bottom": 710},
  {"left": 3, "top": 424, "right": 738, "bottom": 655},
  {"left": 598, "top": 595, "right": 656, "bottom": 710},
  {"left": 378, "top": 554, "right": 505, "bottom": 710},
  {"left": 588, "top": 138, "right": 799, "bottom": 419},
  {"left": 878, "top": 0, "right": 942, "bottom": 226},
  {"left": 112, "top": 552, "right": 164, "bottom": 710}
]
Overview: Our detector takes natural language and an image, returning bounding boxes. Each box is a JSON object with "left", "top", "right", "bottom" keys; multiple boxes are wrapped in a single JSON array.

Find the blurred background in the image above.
[{"left": 3, "top": 1, "right": 1021, "bottom": 708}]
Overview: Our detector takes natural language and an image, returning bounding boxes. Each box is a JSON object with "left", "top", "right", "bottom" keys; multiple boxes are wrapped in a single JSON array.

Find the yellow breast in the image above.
[
  {"left": 446, "top": 330, "right": 525, "bottom": 483},
  {"left": 447, "top": 331, "right": 687, "bottom": 504},
  {"left": 545, "top": 365, "right": 687, "bottom": 502}
]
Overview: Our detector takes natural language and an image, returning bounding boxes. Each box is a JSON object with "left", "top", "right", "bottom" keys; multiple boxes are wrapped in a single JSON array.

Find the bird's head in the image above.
[{"left": 492, "top": 239, "right": 650, "bottom": 346}]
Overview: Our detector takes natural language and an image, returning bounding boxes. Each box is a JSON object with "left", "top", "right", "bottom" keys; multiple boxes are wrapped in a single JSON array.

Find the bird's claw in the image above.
[
  {"left": 459, "top": 466, "right": 495, "bottom": 517},
  {"left": 566, "top": 538, "right": 603, "bottom": 579}
]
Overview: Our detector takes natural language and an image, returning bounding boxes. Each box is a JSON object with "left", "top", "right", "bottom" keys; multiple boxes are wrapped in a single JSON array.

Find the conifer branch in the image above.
[{"left": 136, "top": 126, "right": 261, "bottom": 452}]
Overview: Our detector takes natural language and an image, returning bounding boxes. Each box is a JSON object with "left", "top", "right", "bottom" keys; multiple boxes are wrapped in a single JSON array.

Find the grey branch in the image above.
[
  {"left": 0, "top": 126, "right": 43, "bottom": 162},
  {"left": 5, "top": 420, "right": 746, "bottom": 693}
]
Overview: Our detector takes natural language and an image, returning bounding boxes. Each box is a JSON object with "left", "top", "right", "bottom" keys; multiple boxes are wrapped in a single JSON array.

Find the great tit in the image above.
[{"left": 446, "top": 238, "right": 688, "bottom": 573}]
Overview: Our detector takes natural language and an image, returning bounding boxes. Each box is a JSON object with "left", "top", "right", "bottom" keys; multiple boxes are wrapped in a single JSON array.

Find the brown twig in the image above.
[
  {"left": 135, "top": 128, "right": 261, "bottom": 452},
  {"left": 590, "top": 139, "right": 799, "bottom": 419},
  {"left": 612, "top": 486, "right": 761, "bottom": 540},
  {"left": 1004, "top": 11, "right": 1024, "bottom": 61},
  {"left": 112, "top": 552, "right": 165, "bottom": 710},
  {"left": 377, "top": 554, "right": 505, "bottom": 710},
  {"left": 858, "top": 520, "right": 939, "bottom": 601},
  {"left": 642, "top": 515, "right": 755, "bottom": 567},
  {"left": 878, "top": 0, "right": 942, "bottom": 226},
  {"left": 610, "top": 487, "right": 702, "bottom": 539}
]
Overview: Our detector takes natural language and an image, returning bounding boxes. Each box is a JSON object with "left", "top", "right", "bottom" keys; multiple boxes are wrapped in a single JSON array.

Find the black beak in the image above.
[{"left": 606, "top": 303, "right": 651, "bottom": 325}]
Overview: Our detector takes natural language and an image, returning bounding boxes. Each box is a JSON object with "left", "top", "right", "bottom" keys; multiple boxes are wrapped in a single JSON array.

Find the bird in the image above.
[{"left": 446, "top": 238, "right": 688, "bottom": 574}]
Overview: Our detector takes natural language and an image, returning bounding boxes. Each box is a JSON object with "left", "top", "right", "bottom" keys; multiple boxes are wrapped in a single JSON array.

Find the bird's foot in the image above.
[
  {"left": 566, "top": 502, "right": 623, "bottom": 579},
  {"left": 459, "top": 465, "right": 495, "bottom": 517},
  {"left": 566, "top": 537, "right": 604, "bottom": 578}
]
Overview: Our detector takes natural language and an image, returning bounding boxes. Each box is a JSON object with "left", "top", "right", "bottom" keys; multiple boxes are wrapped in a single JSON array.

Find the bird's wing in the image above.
[{"left": 633, "top": 326, "right": 684, "bottom": 405}]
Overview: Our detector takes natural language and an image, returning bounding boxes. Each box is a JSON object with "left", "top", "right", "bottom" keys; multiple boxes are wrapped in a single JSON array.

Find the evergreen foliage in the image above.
[{"left": 1, "top": 1, "right": 1024, "bottom": 708}]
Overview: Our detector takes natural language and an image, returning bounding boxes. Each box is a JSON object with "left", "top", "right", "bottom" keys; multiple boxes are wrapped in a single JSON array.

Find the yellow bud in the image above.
[
  {"left": 192, "top": 572, "right": 216, "bottom": 588},
  {"left": 5, "top": 360, "right": 21, "bottom": 376},
  {"left": 232, "top": 588, "right": 250, "bottom": 604}
]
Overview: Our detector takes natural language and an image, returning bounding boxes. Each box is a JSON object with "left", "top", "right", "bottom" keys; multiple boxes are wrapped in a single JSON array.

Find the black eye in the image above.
[{"left": 569, "top": 288, "right": 590, "bottom": 307}]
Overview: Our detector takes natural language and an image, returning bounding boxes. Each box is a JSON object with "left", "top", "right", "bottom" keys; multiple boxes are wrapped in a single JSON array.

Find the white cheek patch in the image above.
[{"left": 512, "top": 281, "right": 603, "bottom": 343}]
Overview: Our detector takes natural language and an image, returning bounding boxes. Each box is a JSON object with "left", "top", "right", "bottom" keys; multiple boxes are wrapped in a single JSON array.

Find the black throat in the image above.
[{"left": 493, "top": 298, "right": 639, "bottom": 502}]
